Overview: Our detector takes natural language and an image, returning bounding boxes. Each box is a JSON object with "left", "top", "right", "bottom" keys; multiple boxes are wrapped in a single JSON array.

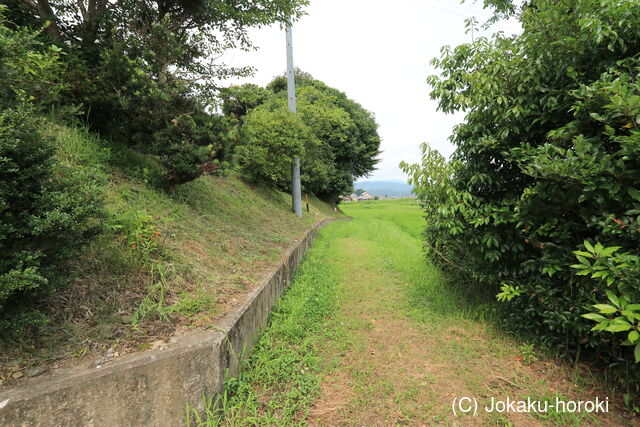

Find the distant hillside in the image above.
[{"left": 355, "top": 181, "right": 414, "bottom": 197}]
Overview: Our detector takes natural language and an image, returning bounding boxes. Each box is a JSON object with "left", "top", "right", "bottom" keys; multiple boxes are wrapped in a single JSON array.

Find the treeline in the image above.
[
  {"left": 0, "top": 1, "right": 379, "bottom": 342},
  {"left": 402, "top": 0, "right": 640, "bottom": 394},
  {"left": 3, "top": 0, "right": 308, "bottom": 186}
]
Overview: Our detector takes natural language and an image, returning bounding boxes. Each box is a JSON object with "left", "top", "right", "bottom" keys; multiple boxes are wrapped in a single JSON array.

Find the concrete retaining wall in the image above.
[{"left": 0, "top": 218, "right": 337, "bottom": 426}]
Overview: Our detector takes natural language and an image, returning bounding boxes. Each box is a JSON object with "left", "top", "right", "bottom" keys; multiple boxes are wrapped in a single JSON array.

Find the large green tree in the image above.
[
  {"left": 16, "top": 0, "right": 307, "bottom": 78},
  {"left": 402, "top": 0, "right": 640, "bottom": 388},
  {"left": 223, "top": 72, "right": 381, "bottom": 202},
  {"left": 268, "top": 72, "right": 381, "bottom": 180}
]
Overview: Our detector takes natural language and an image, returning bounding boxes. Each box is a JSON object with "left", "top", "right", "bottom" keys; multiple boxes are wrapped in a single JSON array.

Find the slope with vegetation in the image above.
[
  {"left": 401, "top": 0, "right": 640, "bottom": 401},
  {"left": 196, "top": 200, "right": 633, "bottom": 425},
  {"left": 0, "top": 115, "right": 341, "bottom": 388},
  {"left": 0, "top": 0, "right": 383, "bottom": 388}
]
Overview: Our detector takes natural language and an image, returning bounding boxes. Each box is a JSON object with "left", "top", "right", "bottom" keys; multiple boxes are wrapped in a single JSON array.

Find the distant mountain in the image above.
[{"left": 354, "top": 181, "right": 414, "bottom": 197}]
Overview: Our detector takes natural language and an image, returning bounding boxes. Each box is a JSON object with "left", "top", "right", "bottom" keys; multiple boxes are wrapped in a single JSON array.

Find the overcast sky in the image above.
[{"left": 221, "top": 0, "right": 520, "bottom": 182}]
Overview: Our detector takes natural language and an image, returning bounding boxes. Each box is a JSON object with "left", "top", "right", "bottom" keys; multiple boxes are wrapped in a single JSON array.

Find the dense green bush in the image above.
[
  {"left": 402, "top": 0, "right": 640, "bottom": 390},
  {"left": 236, "top": 108, "right": 320, "bottom": 187},
  {"left": 222, "top": 74, "right": 381, "bottom": 202},
  {"left": 572, "top": 242, "right": 640, "bottom": 363},
  {"left": 0, "top": 108, "right": 104, "bottom": 341},
  {"left": 149, "top": 114, "right": 220, "bottom": 186},
  {"left": 0, "top": 12, "right": 104, "bottom": 342},
  {"left": 88, "top": 48, "right": 223, "bottom": 187}
]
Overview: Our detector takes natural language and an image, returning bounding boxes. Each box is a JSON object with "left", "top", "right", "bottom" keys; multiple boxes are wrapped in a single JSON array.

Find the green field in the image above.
[{"left": 195, "top": 199, "right": 630, "bottom": 426}]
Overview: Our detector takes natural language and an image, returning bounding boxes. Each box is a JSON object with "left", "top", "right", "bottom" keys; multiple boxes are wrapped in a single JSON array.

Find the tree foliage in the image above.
[
  {"left": 223, "top": 72, "right": 381, "bottom": 202},
  {"left": 236, "top": 107, "right": 318, "bottom": 187},
  {"left": 0, "top": 9, "right": 65, "bottom": 110},
  {"left": 6, "top": 0, "right": 308, "bottom": 186},
  {"left": 402, "top": 0, "right": 640, "bottom": 389},
  {"left": 269, "top": 72, "right": 381, "bottom": 179}
]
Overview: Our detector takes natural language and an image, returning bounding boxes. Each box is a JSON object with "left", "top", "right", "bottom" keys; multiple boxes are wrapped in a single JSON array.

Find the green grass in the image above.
[
  {"left": 340, "top": 199, "right": 468, "bottom": 321},
  {"left": 194, "top": 198, "right": 467, "bottom": 425},
  {"left": 187, "top": 230, "right": 343, "bottom": 425},
  {"left": 342, "top": 198, "right": 425, "bottom": 239},
  {"left": 196, "top": 199, "right": 627, "bottom": 426},
  {"left": 0, "top": 120, "right": 340, "bottom": 385}
]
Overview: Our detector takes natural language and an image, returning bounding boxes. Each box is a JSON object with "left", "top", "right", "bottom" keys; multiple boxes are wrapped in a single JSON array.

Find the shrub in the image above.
[
  {"left": 269, "top": 72, "right": 381, "bottom": 180},
  {"left": 149, "top": 114, "right": 220, "bottom": 186},
  {"left": 90, "top": 47, "right": 223, "bottom": 187},
  {"left": 0, "top": 109, "right": 104, "bottom": 341},
  {"left": 402, "top": 0, "right": 640, "bottom": 391},
  {"left": 573, "top": 243, "right": 640, "bottom": 363},
  {"left": 0, "top": 14, "right": 104, "bottom": 342}
]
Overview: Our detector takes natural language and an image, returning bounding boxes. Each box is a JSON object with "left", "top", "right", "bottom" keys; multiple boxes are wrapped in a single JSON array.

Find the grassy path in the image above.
[{"left": 203, "top": 200, "right": 633, "bottom": 426}]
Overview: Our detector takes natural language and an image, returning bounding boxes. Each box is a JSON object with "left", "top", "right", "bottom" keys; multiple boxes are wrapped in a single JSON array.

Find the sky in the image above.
[{"left": 220, "top": 0, "right": 521, "bottom": 182}]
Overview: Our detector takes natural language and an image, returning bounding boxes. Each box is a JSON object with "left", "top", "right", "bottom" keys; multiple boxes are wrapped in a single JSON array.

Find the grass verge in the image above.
[
  {"left": 187, "top": 228, "right": 342, "bottom": 425},
  {"left": 198, "top": 199, "right": 636, "bottom": 425}
]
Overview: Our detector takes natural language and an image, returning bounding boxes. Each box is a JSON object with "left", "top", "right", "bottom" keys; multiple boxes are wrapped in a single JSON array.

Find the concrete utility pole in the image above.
[{"left": 286, "top": 25, "right": 303, "bottom": 218}]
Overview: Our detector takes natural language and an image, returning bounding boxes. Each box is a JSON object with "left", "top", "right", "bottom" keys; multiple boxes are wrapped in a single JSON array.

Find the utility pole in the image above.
[
  {"left": 286, "top": 25, "right": 303, "bottom": 218},
  {"left": 470, "top": 16, "right": 476, "bottom": 42}
]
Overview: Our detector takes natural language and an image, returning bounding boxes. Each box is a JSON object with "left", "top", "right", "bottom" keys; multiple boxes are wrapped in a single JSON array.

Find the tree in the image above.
[
  {"left": 6, "top": 1, "right": 309, "bottom": 188},
  {"left": 16, "top": 0, "right": 308, "bottom": 83},
  {"left": 235, "top": 107, "right": 321, "bottom": 188},
  {"left": 403, "top": 0, "right": 640, "bottom": 387},
  {"left": 268, "top": 72, "right": 381, "bottom": 179},
  {"left": 220, "top": 83, "right": 272, "bottom": 118},
  {"left": 223, "top": 72, "right": 381, "bottom": 202},
  {"left": 16, "top": 0, "right": 62, "bottom": 40}
]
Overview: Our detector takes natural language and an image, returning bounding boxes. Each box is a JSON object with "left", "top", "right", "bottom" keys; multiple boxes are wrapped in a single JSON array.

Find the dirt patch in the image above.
[{"left": 309, "top": 373, "right": 356, "bottom": 422}]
